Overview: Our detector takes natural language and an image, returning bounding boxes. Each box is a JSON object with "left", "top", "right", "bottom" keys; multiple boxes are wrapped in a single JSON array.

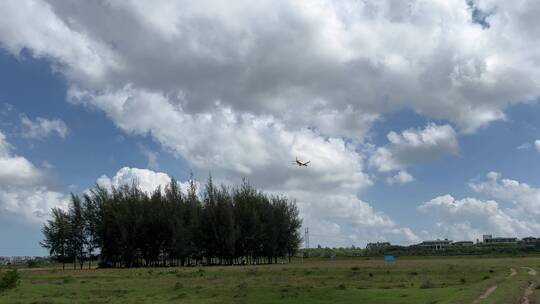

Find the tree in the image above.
[
  {"left": 82, "top": 185, "right": 108, "bottom": 269},
  {"left": 41, "top": 174, "right": 303, "bottom": 268},
  {"left": 41, "top": 208, "right": 71, "bottom": 270},
  {"left": 68, "top": 194, "right": 87, "bottom": 269}
]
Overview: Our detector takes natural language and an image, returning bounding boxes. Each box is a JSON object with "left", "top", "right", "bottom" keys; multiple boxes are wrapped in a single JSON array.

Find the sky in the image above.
[{"left": 3, "top": 0, "right": 540, "bottom": 256}]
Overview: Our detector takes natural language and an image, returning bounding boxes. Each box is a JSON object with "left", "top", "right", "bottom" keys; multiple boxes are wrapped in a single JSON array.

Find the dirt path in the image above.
[
  {"left": 510, "top": 268, "right": 517, "bottom": 277},
  {"left": 473, "top": 285, "right": 498, "bottom": 303},
  {"left": 473, "top": 267, "right": 520, "bottom": 303},
  {"left": 519, "top": 267, "right": 537, "bottom": 304},
  {"left": 522, "top": 267, "right": 538, "bottom": 276},
  {"left": 520, "top": 282, "right": 535, "bottom": 304}
]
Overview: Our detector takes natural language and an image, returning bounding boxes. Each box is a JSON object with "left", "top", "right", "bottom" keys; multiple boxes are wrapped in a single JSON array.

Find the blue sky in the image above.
[
  {"left": 3, "top": 0, "right": 540, "bottom": 255},
  {"left": 0, "top": 52, "right": 193, "bottom": 255}
]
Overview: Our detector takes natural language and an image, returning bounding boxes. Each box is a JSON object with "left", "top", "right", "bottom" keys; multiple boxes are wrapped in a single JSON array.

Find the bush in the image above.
[
  {"left": 26, "top": 260, "right": 39, "bottom": 268},
  {"left": 419, "top": 280, "right": 435, "bottom": 289},
  {"left": 62, "top": 276, "right": 75, "bottom": 284},
  {"left": 0, "top": 269, "right": 20, "bottom": 291}
]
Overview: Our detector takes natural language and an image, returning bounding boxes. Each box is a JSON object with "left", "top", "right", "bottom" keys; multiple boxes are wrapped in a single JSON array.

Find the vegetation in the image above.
[
  {"left": 1, "top": 256, "right": 539, "bottom": 303},
  {"left": 301, "top": 243, "right": 540, "bottom": 258},
  {"left": 41, "top": 176, "right": 302, "bottom": 269},
  {"left": 0, "top": 269, "right": 20, "bottom": 291}
]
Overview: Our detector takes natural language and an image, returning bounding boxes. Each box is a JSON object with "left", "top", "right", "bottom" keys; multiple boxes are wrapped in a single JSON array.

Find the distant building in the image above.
[
  {"left": 366, "top": 242, "right": 391, "bottom": 250},
  {"left": 453, "top": 241, "right": 474, "bottom": 246},
  {"left": 418, "top": 239, "right": 452, "bottom": 250},
  {"left": 522, "top": 237, "right": 539, "bottom": 244},
  {"left": 483, "top": 234, "right": 517, "bottom": 244}
]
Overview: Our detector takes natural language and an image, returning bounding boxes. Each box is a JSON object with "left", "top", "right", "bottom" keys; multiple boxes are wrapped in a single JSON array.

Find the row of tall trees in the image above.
[{"left": 41, "top": 177, "right": 302, "bottom": 269}]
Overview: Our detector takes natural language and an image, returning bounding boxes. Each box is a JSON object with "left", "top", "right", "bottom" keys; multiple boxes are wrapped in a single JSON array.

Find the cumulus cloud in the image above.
[
  {"left": 70, "top": 86, "right": 416, "bottom": 246},
  {"left": 419, "top": 172, "right": 540, "bottom": 240},
  {"left": 0, "top": 130, "right": 68, "bottom": 222},
  {"left": 470, "top": 171, "right": 540, "bottom": 218},
  {"left": 20, "top": 115, "right": 68, "bottom": 139},
  {"left": 418, "top": 194, "right": 539, "bottom": 241},
  {"left": 386, "top": 170, "right": 414, "bottom": 185},
  {"left": 96, "top": 167, "right": 174, "bottom": 194},
  {"left": 534, "top": 140, "right": 540, "bottom": 154},
  {"left": 0, "top": 0, "right": 120, "bottom": 83},
  {"left": 3, "top": 0, "right": 540, "bottom": 133},
  {"left": 8, "top": 0, "right": 540, "bottom": 244},
  {"left": 370, "top": 123, "right": 459, "bottom": 172},
  {"left": 0, "top": 131, "right": 46, "bottom": 187}
]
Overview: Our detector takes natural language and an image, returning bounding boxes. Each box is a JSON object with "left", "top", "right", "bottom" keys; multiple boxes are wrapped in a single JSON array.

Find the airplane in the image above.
[{"left": 292, "top": 156, "right": 310, "bottom": 167}]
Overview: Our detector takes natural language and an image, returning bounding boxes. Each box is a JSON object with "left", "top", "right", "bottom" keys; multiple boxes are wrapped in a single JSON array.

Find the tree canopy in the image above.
[{"left": 41, "top": 176, "right": 302, "bottom": 268}]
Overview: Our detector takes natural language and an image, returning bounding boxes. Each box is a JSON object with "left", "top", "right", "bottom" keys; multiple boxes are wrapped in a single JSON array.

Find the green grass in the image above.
[{"left": 0, "top": 256, "right": 539, "bottom": 303}]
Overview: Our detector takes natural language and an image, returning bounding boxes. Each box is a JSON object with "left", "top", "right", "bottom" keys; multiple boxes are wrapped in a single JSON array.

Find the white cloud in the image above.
[
  {"left": 534, "top": 140, "right": 540, "bottom": 154},
  {"left": 2, "top": 0, "right": 540, "bottom": 133},
  {"left": 419, "top": 172, "right": 540, "bottom": 241},
  {"left": 20, "top": 115, "right": 68, "bottom": 139},
  {"left": 67, "top": 86, "right": 374, "bottom": 193},
  {"left": 0, "top": 187, "right": 69, "bottom": 222},
  {"left": 0, "top": 130, "right": 68, "bottom": 222},
  {"left": 418, "top": 194, "right": 539, "bottom": 241},
  {"left": 470, "top": 171, "right": 540, "bottom": 218},
  {"left": 516, "top": 143, "right": 530, "bottom": 150},
  {"left": 370, "top": 123, "right": 459, "bottom": 172},
  {"left": 68, "top": 86, "right": 416, "bottom": 246},
  {"left": 386, "top": 170, "right": 414, "bottom": 185},
  {"left": 0, "top": 0, "right": 120, "bottom": 84},
  {"left": 12, "top": 0, "right": 540, "bottom": 244},
  {"left": 0, "top": 131, "right": 45, "bottom": 187},
  {"left": 96, "top": 167, "right": 174, "bottom": 194}
]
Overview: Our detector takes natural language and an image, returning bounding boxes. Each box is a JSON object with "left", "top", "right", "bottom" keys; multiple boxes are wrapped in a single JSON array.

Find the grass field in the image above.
[{"left": 1, "top": 256, "right": 540, "bottom": 303}]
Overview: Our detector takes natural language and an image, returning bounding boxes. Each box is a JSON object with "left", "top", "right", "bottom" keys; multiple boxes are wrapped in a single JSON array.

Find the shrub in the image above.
[
  {"left": 26, "top": 260, "right": 39, "bottom": 268},
  {"left": 460, "top": 277, "right": 466, "bottom": 284},
  {"left": 62, "top": 276, "right": 75, "bottom": 284},
  {"left": 0, "top": 269, "right": 20, "bottom": 291},
  {"left": 419, "top": 280, "right": 434, "bottom": 289},
  {"left": 351, "top": 266, "right": 360, "bottom": 271},
  {"left": 174, "top": 282, "right": 184, "bottom": 290},
  {"left": 237, "top": 282, "right": 248, "bottom": 290}
]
